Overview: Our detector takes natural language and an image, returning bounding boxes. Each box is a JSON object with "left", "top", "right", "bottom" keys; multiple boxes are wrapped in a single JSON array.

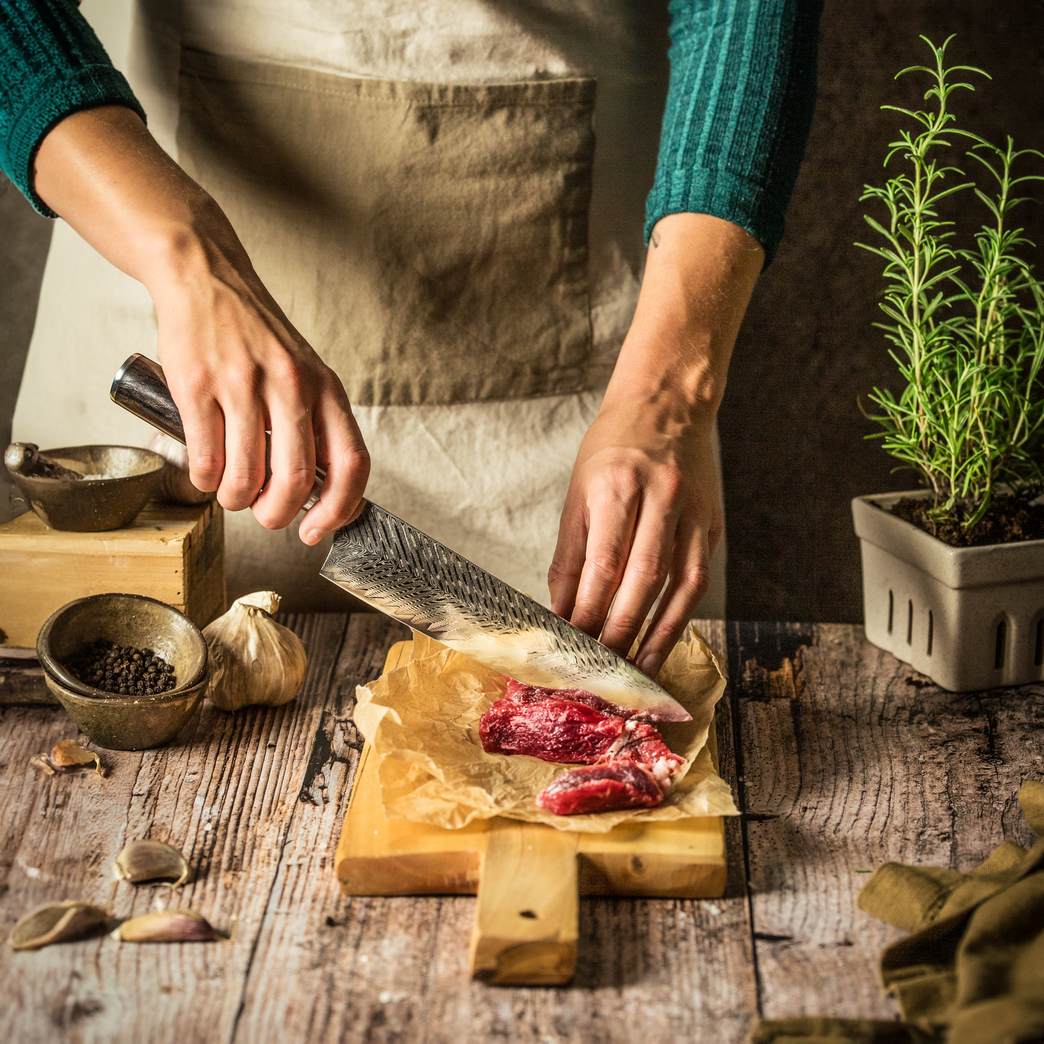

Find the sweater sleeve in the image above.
[
  {"left": 645, "top": 0, "right": 823, "bottom": 265},
  {"left": 0, "top": 0, "right": 146, "bottom": 217}
]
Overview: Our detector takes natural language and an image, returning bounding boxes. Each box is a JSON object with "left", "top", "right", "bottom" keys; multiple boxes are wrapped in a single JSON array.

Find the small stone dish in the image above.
[
  {"left": 36, "top": 593, "right": 209, "bottom": 750},
  {"left": 7, "top": 444, "right": 165, "bottom": 531}
]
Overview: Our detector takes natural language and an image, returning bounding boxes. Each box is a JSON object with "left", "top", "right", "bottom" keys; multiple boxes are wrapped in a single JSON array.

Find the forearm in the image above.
[
  {"left": 0, "top": 0, "right": 145, "bottom": 214},
  {"left": 604, "top": 212, "right": 763, "bottom": 427},
  {"left": 34, "top": 105, "right": 256, "bottom": 309}
]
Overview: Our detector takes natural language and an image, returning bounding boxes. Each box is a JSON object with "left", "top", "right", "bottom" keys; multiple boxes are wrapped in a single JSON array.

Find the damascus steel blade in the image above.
[{"left": 321, "top": 502, "right": 690, "bottom": 722}]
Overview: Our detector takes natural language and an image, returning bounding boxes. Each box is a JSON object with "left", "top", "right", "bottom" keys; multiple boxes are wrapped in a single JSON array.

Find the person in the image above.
[{"left": 1, "top": 0, "right": 821, "bottom": 679}]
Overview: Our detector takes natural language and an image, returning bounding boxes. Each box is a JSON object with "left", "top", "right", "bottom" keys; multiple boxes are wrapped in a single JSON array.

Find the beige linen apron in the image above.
[
  {"left": 176, "top": 51, "right": 597, "bottom": 406},
  {"left": 13, "top": 0, "right": 727, "bottom": 617}
]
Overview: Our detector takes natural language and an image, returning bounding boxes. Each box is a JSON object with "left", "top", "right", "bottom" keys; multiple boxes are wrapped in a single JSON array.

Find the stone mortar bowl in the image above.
[
  {"left": 8, "top": 445, "right": 165, "bottom": 531},
  {"left": 36, "top": 593, "right": 209, "bottom": 750}
]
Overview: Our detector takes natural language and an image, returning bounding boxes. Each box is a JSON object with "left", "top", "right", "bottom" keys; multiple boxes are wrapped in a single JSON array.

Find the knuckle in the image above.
[
  {"left": 270, "top": 357, "right": 305, "bottom": 398},
  {"left": 224, "top": 463, "right": 265, "bottom": 496},
  {"left": 627, "top": 552, "right": 670, "bottom": 587},
  {"left": 190, "top": 452, "right": 223, "bottom": 479},
  {"left": 587, "top": 546, "right": 628, "bottom": 581},
  {"left": 595, "top": 462, "right": 642, "bottom": 500},
  {"left": 547, "top": 561, "right": 577, "bottom": 588},
  {"left": 284, "top": 464, "right": 316, "bottom": 499},
  {"left": 606, "top": 609, "right": 645, "bottom": 640},
  {"left": 677, "top": 563, "right": 712, "bottom": 599}
]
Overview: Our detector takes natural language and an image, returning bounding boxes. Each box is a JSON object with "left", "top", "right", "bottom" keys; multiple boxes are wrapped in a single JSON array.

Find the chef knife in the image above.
[{"left": 111, "top": 354, "right": 691, "bottom": 722}]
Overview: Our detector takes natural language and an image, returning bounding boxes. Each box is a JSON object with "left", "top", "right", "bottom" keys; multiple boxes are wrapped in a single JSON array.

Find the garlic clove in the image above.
[
  {"left": 113, "top": 840, "right": 191, "bottom": 888},
  {"left": 29, "top": 754, "right": 56, "bottom": 776},
  {"left": 9, "top": 901, "right": 111, "bottom": 950},
  {"left": 110, "top": 909, "right": 224, "bottom": 943},
  {"left": 203, "top": 591, "right": 307, "bottom": 711},
  {"left": 51, "top": 740, "right": 103, "bottom": 776}
]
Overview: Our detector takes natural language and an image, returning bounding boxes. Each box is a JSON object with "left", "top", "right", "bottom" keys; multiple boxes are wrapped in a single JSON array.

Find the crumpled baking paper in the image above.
[{"left": 353, "top": 627, "right": 739, "bottom": 833}]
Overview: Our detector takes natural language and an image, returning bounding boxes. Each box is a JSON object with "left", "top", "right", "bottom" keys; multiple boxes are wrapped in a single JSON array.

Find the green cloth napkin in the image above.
[{"left": 748, "top": 781, "right": 1044, "bottom": 1044}]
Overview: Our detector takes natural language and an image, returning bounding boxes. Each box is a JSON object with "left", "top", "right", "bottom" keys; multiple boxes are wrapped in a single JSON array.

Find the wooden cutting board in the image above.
[{"left": 336, "top": 641, "right": 726, "bottom": 985}]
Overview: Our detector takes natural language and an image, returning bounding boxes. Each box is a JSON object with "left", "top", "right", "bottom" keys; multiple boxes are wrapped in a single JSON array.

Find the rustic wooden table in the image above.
[{"left": 1, "top": 614, "right": 1041, "bottom": 1044}]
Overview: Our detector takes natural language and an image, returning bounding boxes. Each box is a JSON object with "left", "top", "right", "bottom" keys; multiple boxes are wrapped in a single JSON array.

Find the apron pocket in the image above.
[{"left": 177, "top": 50, "right": 596, "bottom": 406}]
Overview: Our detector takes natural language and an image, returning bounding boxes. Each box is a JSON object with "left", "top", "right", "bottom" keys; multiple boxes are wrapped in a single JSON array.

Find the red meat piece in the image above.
[
  {"left": 480, "top": 693, "right": 626, "bottom": 763},
  {"left": 502, "top": 677, "right": 634, "bottom": 719},
  {"left": 536, "top": 761, "right": 663, "bottom": 815},
  {"left": 611, "top": 722, "right": 685, "bottom": 789},
  {"left": 480, "top": 679, "right": 687, "bottom": 815}
]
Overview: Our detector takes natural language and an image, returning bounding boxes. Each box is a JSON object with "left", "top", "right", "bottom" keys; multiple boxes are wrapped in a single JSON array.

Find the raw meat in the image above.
[
  {"left": 535, "top": 761, "right": 663, "bottom": 816},
  {"left": 499, "top": 678, "right": 633, "bottom": 719},
  {"left": 480, "top": 694, "right": 626, "bottom": 763},
  {"left": 479, "top": 679, "right": 685, "bottom": 815}
]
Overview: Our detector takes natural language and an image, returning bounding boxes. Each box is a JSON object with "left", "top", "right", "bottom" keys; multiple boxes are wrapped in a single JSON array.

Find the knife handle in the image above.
[{"left": 110, "top": 354, "right": 325, "bottom": 511}]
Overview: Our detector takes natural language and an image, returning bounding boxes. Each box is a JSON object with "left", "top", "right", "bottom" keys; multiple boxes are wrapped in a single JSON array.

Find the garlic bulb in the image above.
[
  {"left": 147, "top": 432, "right": 212, "bottom": 505},
  {"left": 203, "top": 591, "right": 307, "bottom": 710}
]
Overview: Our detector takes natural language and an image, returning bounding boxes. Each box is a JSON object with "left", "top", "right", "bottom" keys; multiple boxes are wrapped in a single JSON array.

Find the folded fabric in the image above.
[{"left": 748, "top": 781, "right": 1044, "bottom": 1044}]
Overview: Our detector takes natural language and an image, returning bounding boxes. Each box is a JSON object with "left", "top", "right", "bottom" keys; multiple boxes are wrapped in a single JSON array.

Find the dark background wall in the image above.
[
  {"left": 722, "top": 0, "right": 1044, "bottom": 622},
  {"left": 4, "top": 1, "right": 1044, "bottom": 622}
]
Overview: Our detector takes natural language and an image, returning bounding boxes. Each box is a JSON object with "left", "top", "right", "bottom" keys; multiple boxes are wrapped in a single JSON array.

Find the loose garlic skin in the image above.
[{"left": 203, "top": 592, "right": 307, "bottom": 711}]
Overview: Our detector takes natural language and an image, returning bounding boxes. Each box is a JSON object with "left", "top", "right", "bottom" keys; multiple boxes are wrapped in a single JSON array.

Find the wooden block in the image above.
[
  {"left": 0, "top": 500, "right": 225, "bottom": 649},
  {"left": 337, "top": 640, "right": 727, "bottom": 985}
]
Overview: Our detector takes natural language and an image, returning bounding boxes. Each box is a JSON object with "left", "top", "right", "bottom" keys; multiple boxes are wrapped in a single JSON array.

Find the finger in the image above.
[
  {"left": 547, "top": 492, "right": 589, "bottom": 619},
  {"left": 633, "top": 523, "right": 713, "bottom": 678},
  {"left": 168, "top": 372, "right": 224, "bottom": 493},
  {"left": 597, "top": 500, "right": 676, "bottom": 659},
  {"left": 297, "top": 390, "right": 370, "bottom": 544},
  {"left": 215, "top": 386, "right": 267, "bottom": 511},
  {"left": 567, "top": 484, "right": 640, "bottom": 640},
  {"left": 251, "top": 378, "right": 317, "bottom": 530}
]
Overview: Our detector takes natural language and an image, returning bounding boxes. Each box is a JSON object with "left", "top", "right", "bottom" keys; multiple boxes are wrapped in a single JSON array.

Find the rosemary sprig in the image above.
[{"left": 858, "top": 35, "right": 1044, "bottom": 528}]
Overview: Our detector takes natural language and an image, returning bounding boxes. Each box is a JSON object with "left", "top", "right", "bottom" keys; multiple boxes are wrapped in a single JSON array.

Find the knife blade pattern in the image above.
[{"left": 321, "top": 502, "right": 690, "bottom": 722}]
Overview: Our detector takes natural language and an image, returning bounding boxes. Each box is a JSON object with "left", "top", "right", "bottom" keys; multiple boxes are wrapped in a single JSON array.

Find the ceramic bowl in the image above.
[
  {"left": 36, "top": 593, "right": 209, "bottom": 750},
  {"left": 9, "top": 445, "right": 165, "bottom": 531}
]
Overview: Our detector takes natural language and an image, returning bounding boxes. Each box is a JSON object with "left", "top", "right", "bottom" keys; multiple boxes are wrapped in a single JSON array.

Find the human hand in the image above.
[
  {"left": 34, "top": 106, "right": 369, "bottom": 541},
  {"left": 547, "top": 212, "right": 764, "bottom": 678},
  {"left": 548, "top": 397, "right": 723, "bottom": 679},
  {"left": 150, "top": 222, "right": 370, "bottom": 542}
]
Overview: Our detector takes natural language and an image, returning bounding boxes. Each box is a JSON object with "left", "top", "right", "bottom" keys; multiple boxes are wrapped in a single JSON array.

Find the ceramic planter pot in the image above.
[{"left": 852, "top": 492, "right": 1044, "bottom": 691}]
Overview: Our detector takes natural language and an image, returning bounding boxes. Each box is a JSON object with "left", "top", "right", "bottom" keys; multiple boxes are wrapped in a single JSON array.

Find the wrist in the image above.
[{"left": 603, "top": 213, "right": 763, "bottom": 422}]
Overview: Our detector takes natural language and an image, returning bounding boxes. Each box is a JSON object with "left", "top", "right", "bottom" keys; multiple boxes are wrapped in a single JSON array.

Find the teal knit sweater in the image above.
[{"left": 0, "top": 0, "right": 821, "bottom": 261}]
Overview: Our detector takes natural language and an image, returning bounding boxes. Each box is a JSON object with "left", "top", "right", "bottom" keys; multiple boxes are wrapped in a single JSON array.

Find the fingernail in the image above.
[{"left": 303, "top": 529, "right": 321, "bottom": 545}]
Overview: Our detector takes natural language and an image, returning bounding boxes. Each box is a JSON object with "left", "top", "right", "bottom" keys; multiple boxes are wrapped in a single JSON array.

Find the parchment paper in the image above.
[{"left": 353, "top": 627, "right": 739, "bottom": 833}]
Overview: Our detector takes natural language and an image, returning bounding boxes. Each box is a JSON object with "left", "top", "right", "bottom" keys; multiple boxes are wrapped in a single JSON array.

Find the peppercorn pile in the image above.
[{"left": 65, "top": 640, "right": 177, "bottom": 696}]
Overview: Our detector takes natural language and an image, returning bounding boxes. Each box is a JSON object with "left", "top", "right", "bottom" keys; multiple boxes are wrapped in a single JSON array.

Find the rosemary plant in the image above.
[{"left": 859, "top": 35, "right": 1044, "bottom": 529}]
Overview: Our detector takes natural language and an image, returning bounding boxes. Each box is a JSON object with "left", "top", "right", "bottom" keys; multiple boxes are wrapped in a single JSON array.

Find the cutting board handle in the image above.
[{"left": 469, "top": 819, "right": 579, "bottom": 986}]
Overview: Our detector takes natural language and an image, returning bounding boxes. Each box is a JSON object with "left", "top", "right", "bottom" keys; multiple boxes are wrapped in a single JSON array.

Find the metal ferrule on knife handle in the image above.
[
  {"left": 110, "top": 354, "right": 691, "bottom": 722},
  {"left": 110, "top": 354, "right": 324, "bottom": 510}
]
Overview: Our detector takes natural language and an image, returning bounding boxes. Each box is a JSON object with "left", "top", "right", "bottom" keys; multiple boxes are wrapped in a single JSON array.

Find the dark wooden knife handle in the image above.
[{"left": 110, "top": 354, "right": 325, "bottom": 510}]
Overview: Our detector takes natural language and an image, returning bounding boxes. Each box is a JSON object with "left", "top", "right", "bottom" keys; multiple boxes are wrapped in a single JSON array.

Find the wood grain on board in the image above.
[{"left": 0, "top": 615, "right": 1040, "bottom": 1043}]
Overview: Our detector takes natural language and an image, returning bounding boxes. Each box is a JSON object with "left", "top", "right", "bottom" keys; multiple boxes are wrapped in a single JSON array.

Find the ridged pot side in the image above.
[{"left": 852, "top": 492, "right": 1044, "bottom": 691}]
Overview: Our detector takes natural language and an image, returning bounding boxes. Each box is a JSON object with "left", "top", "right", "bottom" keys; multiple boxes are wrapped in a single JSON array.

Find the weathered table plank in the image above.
[
  {"left": 5, "top": 615, "right": 1038, "bottom": 1043},
  {"left": 0, "top": 615, "right": 758, "bottom": 1044},
  {"left": 729, "top": 621, "right": 1044, "bottom": 1024}
]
